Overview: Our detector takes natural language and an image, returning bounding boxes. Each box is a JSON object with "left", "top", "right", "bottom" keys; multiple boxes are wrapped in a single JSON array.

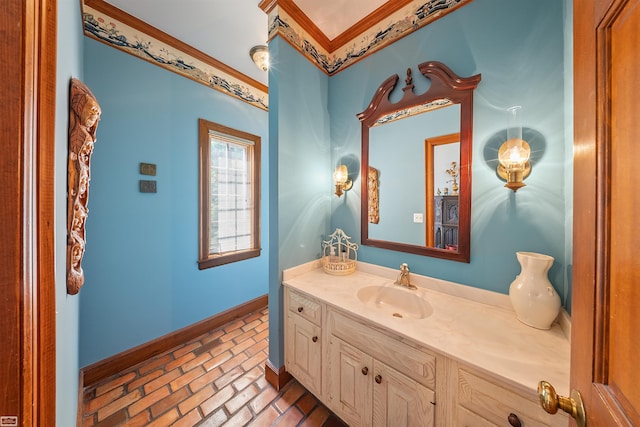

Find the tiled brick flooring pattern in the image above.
[{"left": 82, "top": 307, "right": 346, "bottom": 427}]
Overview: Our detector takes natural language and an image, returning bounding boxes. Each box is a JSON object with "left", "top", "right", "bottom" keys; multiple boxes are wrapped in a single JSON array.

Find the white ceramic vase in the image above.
[{"left": 508, "top": 251, "right": 561, "bottom": 329}]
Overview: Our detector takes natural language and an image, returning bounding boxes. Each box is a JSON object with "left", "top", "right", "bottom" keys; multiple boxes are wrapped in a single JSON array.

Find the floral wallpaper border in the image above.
[
  {"left": 267, "top": 0, "right": 471, "bottom": 75},
  {"left": 82, "top": 6, "right": 269, "bottom": 111},
  {"left": 374, "top": 99, "right": 453, "bottom": 126},
  {"left": 82, "top": 0, "right": 471, "bottom": 110}
]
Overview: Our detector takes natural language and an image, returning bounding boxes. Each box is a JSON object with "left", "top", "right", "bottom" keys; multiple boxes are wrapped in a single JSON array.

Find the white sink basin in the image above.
[{"left": 357, "top": 285, "right": 433, "bottom": 319}]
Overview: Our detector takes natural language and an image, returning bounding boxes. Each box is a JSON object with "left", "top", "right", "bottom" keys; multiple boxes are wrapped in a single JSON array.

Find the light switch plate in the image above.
[{"left": 413, "top": 213, "right": 424, "bottom": 223}]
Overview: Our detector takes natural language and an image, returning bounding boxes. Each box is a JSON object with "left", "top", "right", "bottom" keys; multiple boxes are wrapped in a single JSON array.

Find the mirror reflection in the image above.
[
  {"left": 426, "top": 132, "right": 460, "bottom": 250},
  {"left": 368, "top": 104, "right": 460, "bottom": 247},
  {"left": 358, "top": 61, "right": 481, "bottom": 262}
]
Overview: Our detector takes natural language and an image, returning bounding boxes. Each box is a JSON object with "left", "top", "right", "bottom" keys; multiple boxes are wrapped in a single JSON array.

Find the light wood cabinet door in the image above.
[
  {"left": 285, "top": 313, "right": 322, "bottom": 396},
  {"left": 372, "top": 359, "right": 435, "bottom": 427},
  {"left": 327, "top": 336, "right": 373, "bottom": 426}
]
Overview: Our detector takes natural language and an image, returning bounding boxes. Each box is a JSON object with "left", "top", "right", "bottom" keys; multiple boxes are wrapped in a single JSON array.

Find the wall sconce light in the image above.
[
  {"left": 333, "top": 165, "right": 353, "bottom": 197},
  {"left": 497, "top": 106, "right": 531, "bottom": 191},
  {"left": 249, "top": 45, "right": 269, "bottom": 71}
]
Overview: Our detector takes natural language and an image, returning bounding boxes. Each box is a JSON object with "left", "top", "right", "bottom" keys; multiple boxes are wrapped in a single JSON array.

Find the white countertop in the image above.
[{"left": 283, "top": 260, "right": 571, "bottom": 396}]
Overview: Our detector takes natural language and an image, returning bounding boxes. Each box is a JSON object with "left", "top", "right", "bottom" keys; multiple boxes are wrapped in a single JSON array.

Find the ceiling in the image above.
[{"left": 104, "top": 0, "right": 390, "bottom": 87}]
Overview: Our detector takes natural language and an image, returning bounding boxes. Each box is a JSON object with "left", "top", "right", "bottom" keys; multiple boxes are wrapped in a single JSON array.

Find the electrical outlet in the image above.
[{"left": 413, "top": 213, "right": 424, "bottom": 223}]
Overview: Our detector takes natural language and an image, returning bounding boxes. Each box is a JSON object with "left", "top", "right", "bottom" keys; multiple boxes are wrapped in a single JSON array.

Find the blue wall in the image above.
[
  {"left": 76, "top": 0, "right": 572, "bottom": 377},
  {"left": 80, "top": 38, "right": 269, "bottom": 366},
  {"left": 329, "top": 0, "right": 571, "bottom": 303},
  {"left": 56, "top": 2, "right": 84, "bottom": 425},
  {"left": 267, "top": 38, "right": 332, "bottom": 366}
]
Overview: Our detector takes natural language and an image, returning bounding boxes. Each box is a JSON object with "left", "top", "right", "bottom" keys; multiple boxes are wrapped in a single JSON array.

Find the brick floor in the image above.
[{"left": 82, "top": 307, "right": 347, "bottom": 427}]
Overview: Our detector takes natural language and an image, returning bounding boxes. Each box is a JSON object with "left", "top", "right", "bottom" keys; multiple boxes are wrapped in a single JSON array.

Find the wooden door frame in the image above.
[
  {"left": 571, "top": 0, "right": 598, "bottom": 407},
  {"left": 424, "top": 133, "right": 460, "bottom": 247},
  {"left": 1, "top": 0, "right": 57, "bottom": 424}
]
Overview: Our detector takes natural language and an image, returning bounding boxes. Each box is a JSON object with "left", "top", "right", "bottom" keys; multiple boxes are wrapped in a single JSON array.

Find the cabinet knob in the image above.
[
  {"left": 375, "top": 374, "right": 382, "bottom": 384},
  {"left": 297, "top": 306, "right": 304, "bottom": 312},
  {"left": 361, "top": 367, "right": 369, "bottom": 375},
  {"left": 507, "top": 413, "right": 521, "bottom": 427},
  {"left": 312, "top": 336, "right": 318, "bottom": 343}
]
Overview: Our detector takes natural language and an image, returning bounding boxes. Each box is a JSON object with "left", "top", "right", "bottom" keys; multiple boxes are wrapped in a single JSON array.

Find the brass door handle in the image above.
[
  {"left": 537, "top": 381, "right": 586, "bottom": 427},
  {"left": 361, "top": 367, "right": 368, "bottom": 375}
]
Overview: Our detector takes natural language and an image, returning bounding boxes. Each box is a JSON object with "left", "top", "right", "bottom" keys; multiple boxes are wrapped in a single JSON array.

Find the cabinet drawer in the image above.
[
  {"left": 457, "top": 406, "right": 497, "bottom": 427},
  {"left": 457, "top": 368, "right": 568, "bottom": 427},
  {"left": 328, "top": 308, "right": 436, "bottom": 390},
  {"left": 287, "top": 289, "right": 322, "bottom": 326}
]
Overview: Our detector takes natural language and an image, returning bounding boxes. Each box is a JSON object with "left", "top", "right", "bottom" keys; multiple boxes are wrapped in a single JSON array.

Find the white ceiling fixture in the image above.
[{"left": 250, "top": 45, "right": 269, "bottom": 71}]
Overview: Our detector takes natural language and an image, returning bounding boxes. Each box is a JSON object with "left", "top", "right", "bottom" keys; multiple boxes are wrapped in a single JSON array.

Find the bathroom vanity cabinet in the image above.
[
  {"left": 326, "top": 308, "right": 436, "bottom": 426},
  {"left": 284, "top": 289, "right": 323, "bottom": 397},
  {"left": 283, "top": 263, "right": 570, "bottom": 427}
]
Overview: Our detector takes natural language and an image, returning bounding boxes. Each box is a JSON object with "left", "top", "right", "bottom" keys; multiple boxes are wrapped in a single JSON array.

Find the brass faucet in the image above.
[{"left": 395, "top": 263, "right": 417, "bottom": 290}]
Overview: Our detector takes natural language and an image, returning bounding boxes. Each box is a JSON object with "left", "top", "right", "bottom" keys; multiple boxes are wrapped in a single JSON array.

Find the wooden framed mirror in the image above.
[{"left": 358, "top": 61, "right": 481, "bottom": 262}]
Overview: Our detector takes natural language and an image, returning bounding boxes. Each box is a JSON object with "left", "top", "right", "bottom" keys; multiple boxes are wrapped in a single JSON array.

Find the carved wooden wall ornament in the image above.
[
  {"left": 67, "top": 78, "right": 101, "bottom": 295},
  {"left": 367, "top": 166, "right": 380, "bottom": 224}
]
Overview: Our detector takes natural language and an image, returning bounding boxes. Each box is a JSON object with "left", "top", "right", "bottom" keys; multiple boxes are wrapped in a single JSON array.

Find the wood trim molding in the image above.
[
  {"left": 81, "top": 0, "right": 268, "bottom": 110},
  {"left": 81, "top": 294, "right": 268, "bottom": 387},
  {"left": 259, "top": 0, "right": 413, "bottom": 52},
  {"left": 425, "top": 133, "right": 461, "bottom": 248},
  {"left": 261, "top": 0, "right": 473, "bottom": 76},
  {"left": 329, "top": 0, "right": 413, "bottom": 50},
  {"left": 76, "top": 370, "right": 85, "bottom": 427},
  {"left": 84, "top": 0, "right": 267, "bottom": 94},
  {"left": 2, "top": 0, "right": 58, "bottom": 424},
  {"left": 81, "top": 0, "right": 474, "bottom": 102},
  {"left": 258, "top": 0, "right": 278, "bottom": 14},
  {"left": 264, "top": 359, "right": 293, "bottom": 391},
  {"left": 36, "top": 0, "right": 58, "bottom": 422},
  {"left": 275, "top": 0, "right": 332, "bottom": 50},
  {"left": 197, "top": 119, "right": 262, "bottom": 270}
]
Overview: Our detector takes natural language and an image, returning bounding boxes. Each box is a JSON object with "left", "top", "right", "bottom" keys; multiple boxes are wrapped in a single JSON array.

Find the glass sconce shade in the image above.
[
  {"left": 333, "top": 164, "right": 352, "bottom": 197},
  {"left": 498, "top": 138, "right": 531, "bottom": 168},
  {"left": 497, "top": 106, "right": 531, "bottom": 191}
]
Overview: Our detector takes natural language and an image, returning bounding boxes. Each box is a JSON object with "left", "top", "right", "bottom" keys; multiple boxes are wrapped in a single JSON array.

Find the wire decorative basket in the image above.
[{"left": 321, "top": 228, "right": 359, "bottom": 276}]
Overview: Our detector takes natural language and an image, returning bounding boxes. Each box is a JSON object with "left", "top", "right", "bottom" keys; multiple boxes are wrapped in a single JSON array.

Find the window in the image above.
[{"left": 198, "top": 119, "right": 261, "bottom": 269}]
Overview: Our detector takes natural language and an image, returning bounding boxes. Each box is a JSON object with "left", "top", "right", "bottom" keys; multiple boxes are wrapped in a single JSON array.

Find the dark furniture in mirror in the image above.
[
  {"left": 434, "top": 195, "right": 458, "bottom": 250},
  {"left": 358, "top": 62, "right": 481, "bottom": 262}
]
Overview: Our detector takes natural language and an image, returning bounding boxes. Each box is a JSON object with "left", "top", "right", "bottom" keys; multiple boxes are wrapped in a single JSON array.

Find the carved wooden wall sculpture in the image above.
[
  {"left": 367, "top": 166, "right": 380, "bottom": 224},
  {"left": 67, "top": 78, "right": 101, "bottom": 295}
]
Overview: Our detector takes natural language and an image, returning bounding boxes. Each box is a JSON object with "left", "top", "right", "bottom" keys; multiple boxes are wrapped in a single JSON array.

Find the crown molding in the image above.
[
  {"left": 264, "top": 0, "right": 474, "bottom": 76},
  {"left": 80, "top": 0, "right": 473, "bottom": 108},
  {"left": 329, "top": 0, "right": 413, "bottom": 50},
  {"left": 82, "top": 0, "right": 268, "bottom": 110},
  {"left": 277, "top": 0, "right": 332, "bottom": 49}
]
